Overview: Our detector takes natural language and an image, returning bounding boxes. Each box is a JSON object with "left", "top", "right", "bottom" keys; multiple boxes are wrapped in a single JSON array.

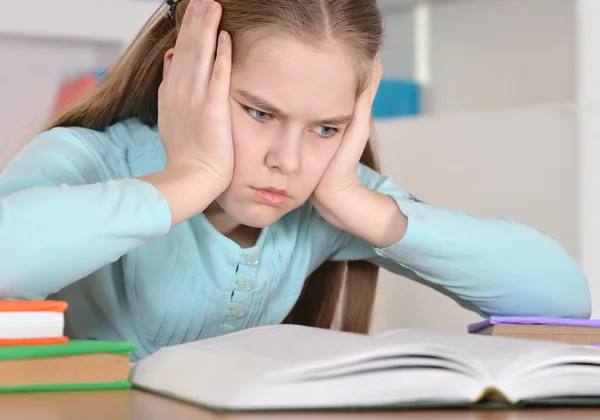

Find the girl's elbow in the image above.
[
  {"left": 541, "top": 259, "right": 592, "bottom": 319},
  {"left": 506, "top": 233, "right": 592, "bottom": 318},
  {"left": 0, "top": 260, "right": 45, "bottom": 300},
  {"left": 551, "top": 272, "right": 592, "bottom": 319},
  {"left": 529, "top": 232, "right": 592, "bottom": 318}
]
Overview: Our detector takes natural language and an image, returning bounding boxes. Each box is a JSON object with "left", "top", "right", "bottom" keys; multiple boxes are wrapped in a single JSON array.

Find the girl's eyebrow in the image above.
[
  {"left": 235, "top": 89, "right": 353, "bottom": 126},
  {"left": 236, "top": 89, "right": 282, "bottom": 115},
  {"left": 315, "top": 114, "right": 353, "bottom": 126}
]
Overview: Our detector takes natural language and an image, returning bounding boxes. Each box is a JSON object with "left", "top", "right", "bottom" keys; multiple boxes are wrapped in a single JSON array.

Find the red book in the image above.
[
  {"left": 53, "top": 74, "right": 100, "bottom": 117},
  {"left": 0, "top": 300, "right": 68, "bottom": 346}
]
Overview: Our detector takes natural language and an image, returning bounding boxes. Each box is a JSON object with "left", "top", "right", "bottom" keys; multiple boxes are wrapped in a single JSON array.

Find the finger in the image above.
[
  {"left": 327, "top": 58, "right": 381, "bottom": 169},
  {"left": 347, "top": 87, "right": 373, "bottom": 142},
  {"left": 206, "top": 31, "right": 232, "bottom": 109},
  {"left": 323, "top": 89, "right": 371, "bottom": 174},
  {"left": 165, "top": 1, "right": 195, "bottom": 89},
  {"left": 172, "top": 1, "right": 204, "bottom": 54},
  {"left": 369, "top": 57, "right": 383, "bottom": 101},
  {"left": 191, "top": 0, "right": 223, "bottom": 99},
  {"left": 168, "top": 1, "right": 208, "bottom": 90}
]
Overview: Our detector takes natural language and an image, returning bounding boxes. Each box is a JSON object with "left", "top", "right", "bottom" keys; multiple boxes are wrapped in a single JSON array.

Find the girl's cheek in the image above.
[
  {"left": 231, "top": 108, "right": 253, "bottom": 150},
  {"left": 303, "top": 140, "right": 338, "bottom": 176}
]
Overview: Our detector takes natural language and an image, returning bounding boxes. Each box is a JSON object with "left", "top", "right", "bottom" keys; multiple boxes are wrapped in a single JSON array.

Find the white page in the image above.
[
  {"left": 508, "top": 361, "right": 600, "bottom": 401},
  {"left": 0, "top": 311, "right": 63, "bottom": 338},
  {"left": 376, "top": 329, "right": 600, "bottom": 387},
  {"left": 298, "top": 355, "right": 473, "bottom": 382},
  {"left": 231, "top": 366, "right": 484, "bottom": 410},
  {"left": 131, "top": 339, "right": 287, "bottom": 408},
  {"left": 180, "top": 325, "right": 479, "bottom": 381},
  {"left": 131, "top": 325, "right": 486, "bottom": 410}
]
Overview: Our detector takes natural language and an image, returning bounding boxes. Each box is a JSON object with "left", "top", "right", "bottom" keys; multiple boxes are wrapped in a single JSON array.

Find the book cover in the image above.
[
  {"left": 0, "top": 340, "right": 137, "bottom": 393},
  {"left": 0, "top": 337, "right": 69, "bottom": 346},
  {"left": 0, "top": 340, "right": 136, "bottom": 360},
  {"left": 468, "top": 316, "right": 600, "bottom": 333},
  {"left": 0, "top": 300, "right": 68, "bottom": 312}
]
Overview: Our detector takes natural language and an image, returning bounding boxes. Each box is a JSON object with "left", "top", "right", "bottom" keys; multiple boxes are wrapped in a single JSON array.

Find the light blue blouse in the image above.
[{"left": 0, "top": 118, "right": 591, "bottom": 360}]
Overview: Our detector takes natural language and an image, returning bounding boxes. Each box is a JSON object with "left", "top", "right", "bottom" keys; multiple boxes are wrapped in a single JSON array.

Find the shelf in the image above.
[
  {"left": 378, "top": 0, "right": 422, "bottom": 12},
  {"left": 0, "top": 0, "right": 160, "bottom": 45},
  {"left": 374, "top": 101, "right": 576, "bottom": 126},
  {"left": 378, "top": 0, "right": 454, "bottom": 12},
  {"left": 0, "top": 0, "right": 447, "bottom": 43}
]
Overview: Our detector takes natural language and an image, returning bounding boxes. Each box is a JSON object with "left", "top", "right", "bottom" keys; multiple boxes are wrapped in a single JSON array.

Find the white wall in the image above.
[
  {"left": 576, "top": 0, "right": 600, "bottom": 318},
  {"left": 371, "top": 103, "right": 578, "bottom": 333},
  {"left": 369, "top": 0, "right": 582, "bottom": 332},
  {"left": 380, "top": 10, "right": 415, "bottom": 79},
  {"left": 0, "top": 37, "right": 120, "bottom": 171},
  {"left": 424, "top": 0, "right": 575, "bottom": 114}
]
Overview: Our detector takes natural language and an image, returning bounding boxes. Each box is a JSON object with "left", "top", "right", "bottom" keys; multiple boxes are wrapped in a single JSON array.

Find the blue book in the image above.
[{"left": 373, "top": 79, "right": 420, "bottom": 119}]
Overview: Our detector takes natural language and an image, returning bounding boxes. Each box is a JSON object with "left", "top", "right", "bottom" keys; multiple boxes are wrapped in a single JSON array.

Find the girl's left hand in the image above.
[{"left": 310, "top": 58, "right": 383, "bottom": 225}]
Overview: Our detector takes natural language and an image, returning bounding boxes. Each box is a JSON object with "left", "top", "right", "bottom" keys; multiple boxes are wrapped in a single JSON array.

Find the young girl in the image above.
[{"left": 0, "top": 0, "right": 590, "bottom": 360}]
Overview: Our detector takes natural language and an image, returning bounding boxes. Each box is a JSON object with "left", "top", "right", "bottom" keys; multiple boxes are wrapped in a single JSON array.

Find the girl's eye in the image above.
[
  {"left": 245, "top": 106, "right": 271, "bottom": 121},
  {"left": 315, "top": 125, "right": 338, "bottom": 138}
]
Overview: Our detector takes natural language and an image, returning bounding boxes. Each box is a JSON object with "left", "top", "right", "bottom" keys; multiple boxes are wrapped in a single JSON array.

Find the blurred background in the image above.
[{"left": 1, "top": 0, "right": 599, "bottom": 333}]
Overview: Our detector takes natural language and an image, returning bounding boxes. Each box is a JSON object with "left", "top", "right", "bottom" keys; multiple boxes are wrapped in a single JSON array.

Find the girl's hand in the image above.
[
  {"left": 158, "top": 0, "right": 234, "bottom": 191},
  {"left": 310, "top": 59, "right": 408, "bottom": 248},
  {"left": 141, "top": 0, "right": 234, "bottom": 227},
  {"left": 311, "top": 58, "right": 383, "bottom": 215}
]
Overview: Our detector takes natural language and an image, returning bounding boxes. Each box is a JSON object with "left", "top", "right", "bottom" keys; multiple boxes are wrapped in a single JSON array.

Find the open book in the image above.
[{"left": 130, "top": 324, "right": 600, "bottom": 411}]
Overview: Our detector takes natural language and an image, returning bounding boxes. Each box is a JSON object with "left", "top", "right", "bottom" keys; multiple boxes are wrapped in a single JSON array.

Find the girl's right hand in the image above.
[
  {"left": 158, "top": 0, "right": 233, "bottom": 192},
  {"left": 141, "top": 0, "right": 233, "bottom": 227}
]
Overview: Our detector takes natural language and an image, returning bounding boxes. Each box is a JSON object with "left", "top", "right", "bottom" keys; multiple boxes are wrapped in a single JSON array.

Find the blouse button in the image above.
[
  {"left": 221, "top": 326, "right": 236, "bottom": 335},
  {"left": 231, "top": 304, "right": 246, "bottom": 318},
  {"left": 244, "top": 253, "right": 259, "bottom": 266},
  {"left": 237, "top": 277, "right": 253, "bottom": 291}
]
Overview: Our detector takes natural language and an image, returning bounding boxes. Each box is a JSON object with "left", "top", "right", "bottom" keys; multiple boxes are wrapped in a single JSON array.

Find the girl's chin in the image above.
[{"left": 219, "top": 200, "right": 289, "bottom": 228}]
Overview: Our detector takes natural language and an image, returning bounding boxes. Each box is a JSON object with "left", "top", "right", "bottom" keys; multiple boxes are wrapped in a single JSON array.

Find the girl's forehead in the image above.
[{"left": 231, "top": 36, "right": 358, "bottom": 118}]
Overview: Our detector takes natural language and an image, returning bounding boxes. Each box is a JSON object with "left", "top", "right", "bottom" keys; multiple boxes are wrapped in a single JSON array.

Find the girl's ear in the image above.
[{"left": 163, "top": 48, "right": 175, "bottom": 81}]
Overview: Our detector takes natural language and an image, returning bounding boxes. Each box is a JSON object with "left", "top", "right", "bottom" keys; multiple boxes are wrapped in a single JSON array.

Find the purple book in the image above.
[{"left": 468, "top": 316, "right": 600, "bottom": 334}]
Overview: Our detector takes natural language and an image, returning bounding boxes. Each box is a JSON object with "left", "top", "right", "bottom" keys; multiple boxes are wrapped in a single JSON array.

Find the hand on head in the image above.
[
  {"left": 311, "top": 55, "right": 383, "bottom": 203},
  {"left": 159, "top": 0, "right": 234, "bottom": 192},
  {"left": 155, "top": 0, "right": 384, "bottom": 228}
]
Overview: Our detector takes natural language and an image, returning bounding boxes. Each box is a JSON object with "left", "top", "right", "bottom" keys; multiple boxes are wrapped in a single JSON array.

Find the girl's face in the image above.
[{"left": 218, "top": 35, "right": 358, "bottom": 227}]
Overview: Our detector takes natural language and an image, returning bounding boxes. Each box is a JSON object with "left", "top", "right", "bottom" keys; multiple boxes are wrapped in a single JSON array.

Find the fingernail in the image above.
[
  {"left": 219, "top": 31, "right": 227, "bottom": 41},
  {"left": 210, "top": 2, "right": 218, "bottom": 10}
]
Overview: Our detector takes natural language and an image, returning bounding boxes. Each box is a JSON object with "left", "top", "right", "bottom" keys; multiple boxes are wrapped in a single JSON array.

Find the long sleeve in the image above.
[
  {"left": 330, "top": 164, "right": 592, "bottom": 319},
  {"left": 0, "top": 128, "right": 171, "bottom": 299}
]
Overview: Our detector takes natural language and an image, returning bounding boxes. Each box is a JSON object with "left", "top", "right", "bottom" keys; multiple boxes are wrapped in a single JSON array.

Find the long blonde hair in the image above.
[{"left": 45, "top": 0, "right": 384, "bottom": 334}]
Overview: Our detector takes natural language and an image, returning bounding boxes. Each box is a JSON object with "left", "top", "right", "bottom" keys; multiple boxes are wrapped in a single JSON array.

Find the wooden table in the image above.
[{"left": 2, "top": 389, "right": 600, "bottom": 420}]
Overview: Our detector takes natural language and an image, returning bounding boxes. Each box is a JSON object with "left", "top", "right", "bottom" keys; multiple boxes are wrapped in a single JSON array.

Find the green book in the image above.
[{"left": 0, "top": 340, "right": 136, "bottom": 392}]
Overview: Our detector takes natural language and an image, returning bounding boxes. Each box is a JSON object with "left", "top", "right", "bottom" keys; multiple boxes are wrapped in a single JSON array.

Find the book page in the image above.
[
  {"left": 132, "top": 325, "right": 600, "bottom": 409},
  {"left": 135, "top": 325, "right": 482, "bottom": 381},
  {"left": 0, "top": 312, "right": 63, "bottom": 339},
  {"left": 132, "top": 324, "right": 486, "bottom": 410},
  {"left": 376, "top": 328, "right": 599, "bottom": 382}
]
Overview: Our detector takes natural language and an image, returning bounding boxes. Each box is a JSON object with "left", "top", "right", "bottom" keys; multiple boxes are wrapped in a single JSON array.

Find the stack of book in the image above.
[
  {"left": 468, "top": 316, "right": 600, "bottom": 344},
  {"left": 0, "top": 300, "right": 135, "bottom": 392}
]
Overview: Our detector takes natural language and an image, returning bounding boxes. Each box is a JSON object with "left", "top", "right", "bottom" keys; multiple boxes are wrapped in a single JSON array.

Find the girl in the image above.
[{"left": 0, "top": 0, "right": 590, "bottom": 360}]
